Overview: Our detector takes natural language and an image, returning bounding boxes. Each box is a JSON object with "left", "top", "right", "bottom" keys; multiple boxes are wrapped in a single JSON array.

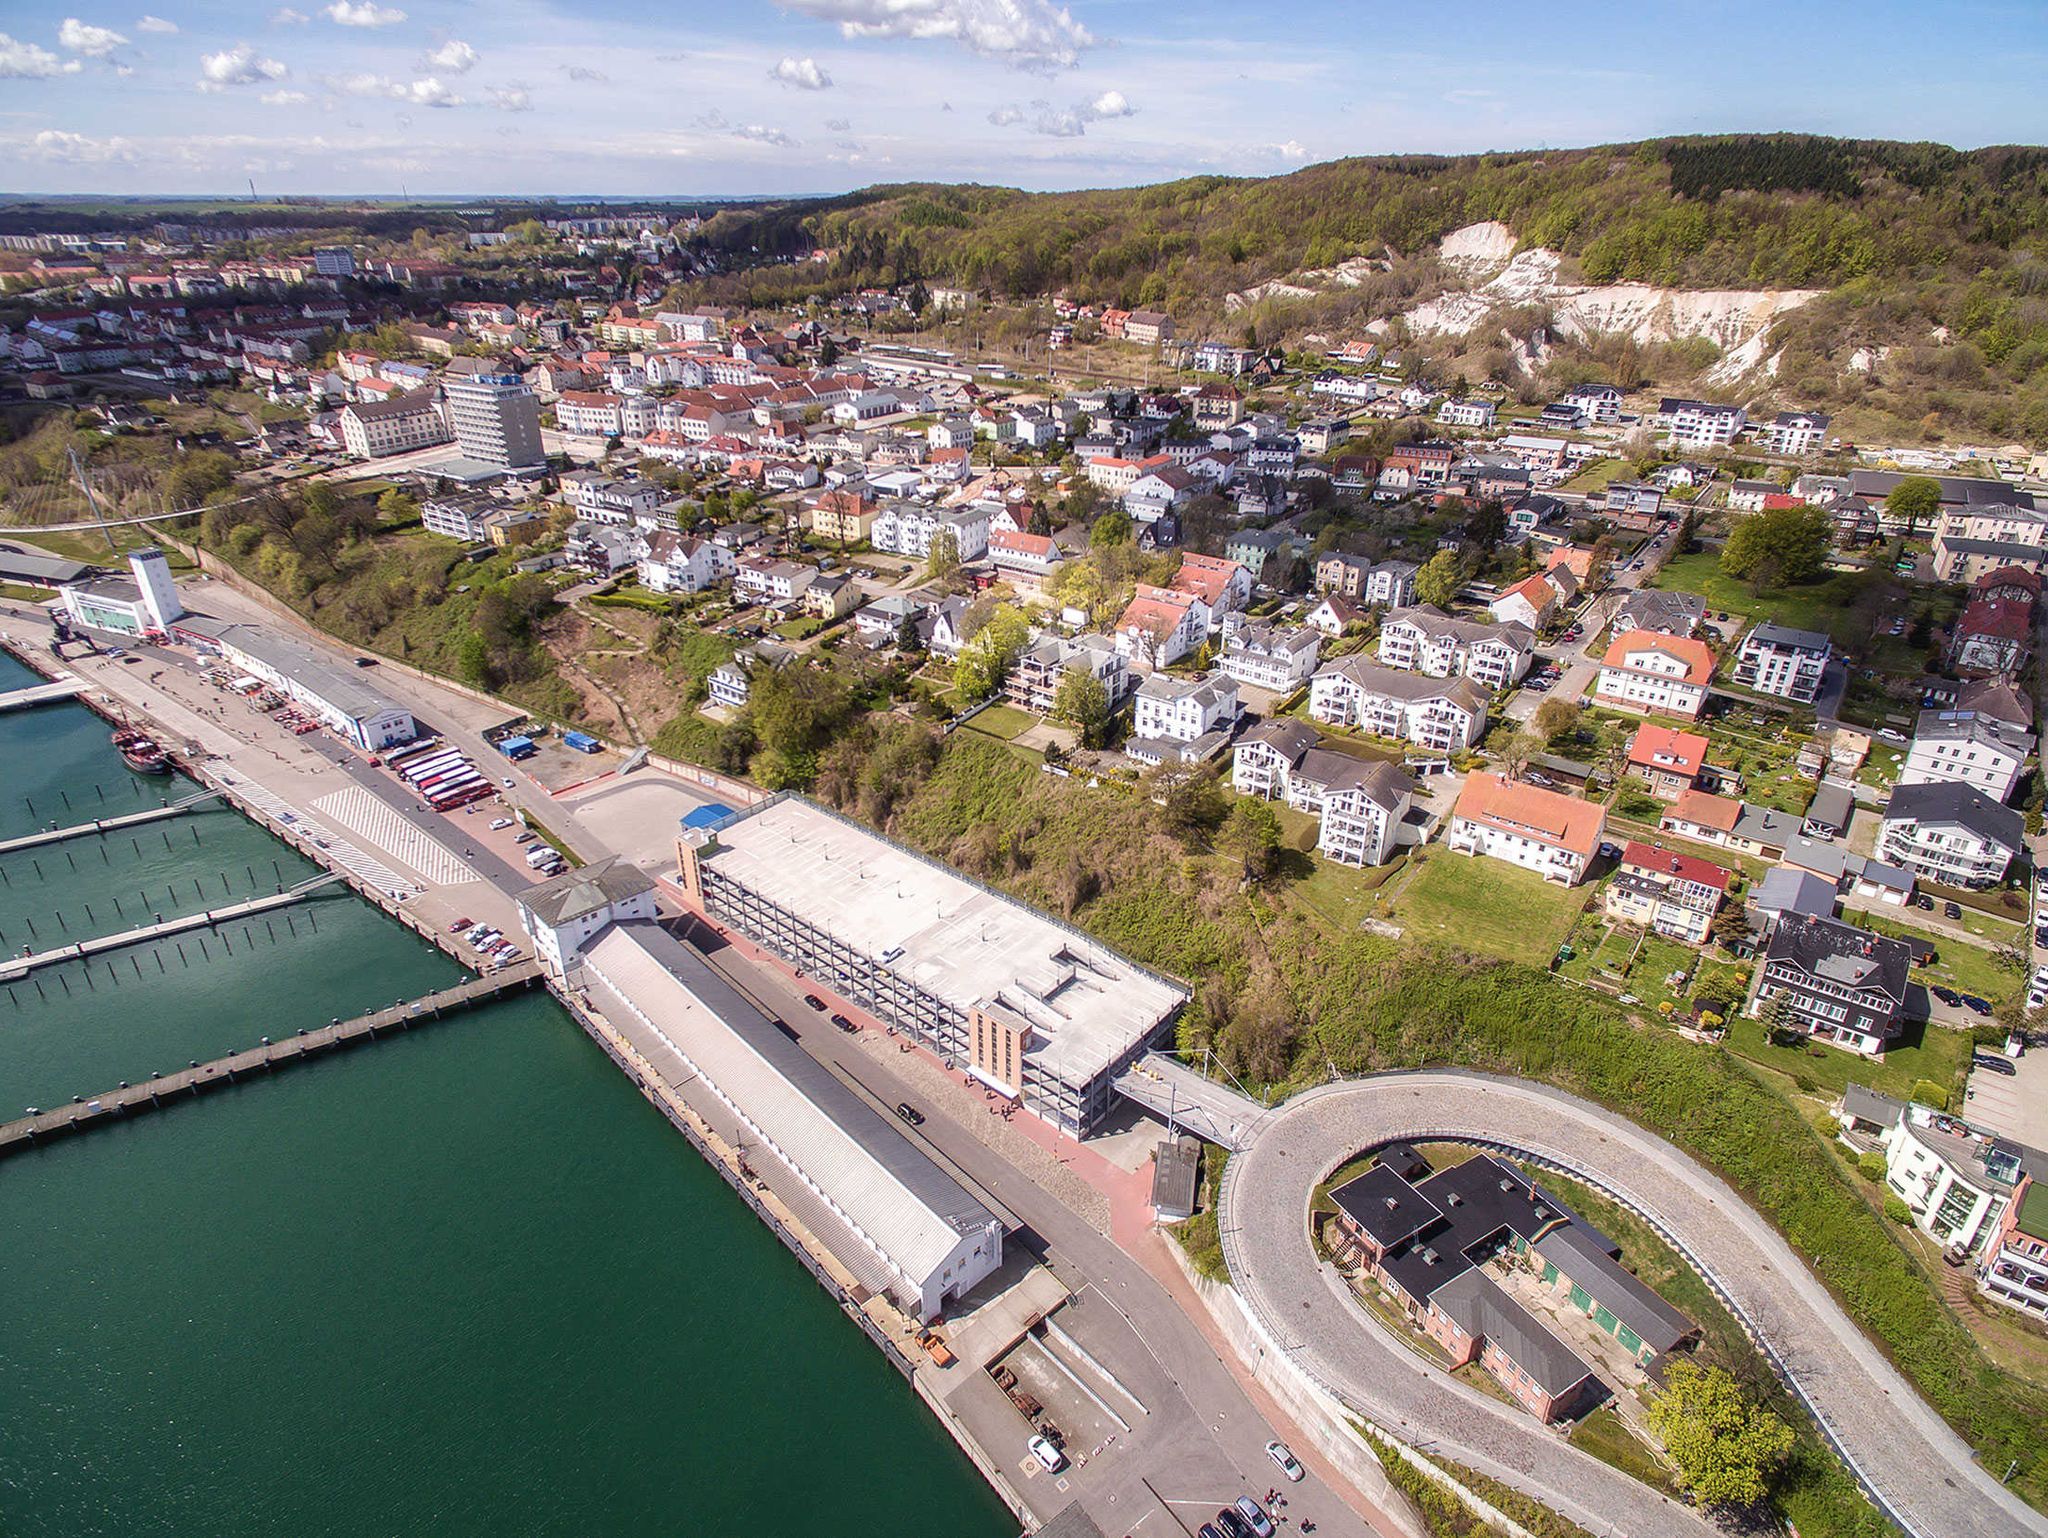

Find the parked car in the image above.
[
  {"left": 1931, "top": 985, "right": 1963, "bottom": 1006},
  {"left": 1973, "top": 1053, "right": 2017, "bottom": 1076},
  {"left": 489, "top": 817, "right": 515, "bottom": 831},
  {"left": 1961, "top": 994, "right": 1994, "bottom": 1016},
  {"left": 830, "top": 1012, "right": 857, "bottom": 1033},
  {"left": 1215, "top": 1510, "right": 1253, "bottom": 1538},
  {"left": 1914, "top": 893, "right": 1936, "bottom": 911},
  {"left": 1943, "top": 901, "right": 1964, "bottom": 920},
  {"left": 1266, "top": 1441, "right": 1305, "bottom": 1482},
  {"left": 803, "top": 993, "right": 826, "bottom": 1011},
  {"left": 1027, "top": 1435, "right": 1066, "bottom": 1473},
  {"left": 1234, "top": 1498, "right": 1276, "bottom": 1538},
  {"left": 895, "top": 1102, "right": 925, "bottom": 1126}
]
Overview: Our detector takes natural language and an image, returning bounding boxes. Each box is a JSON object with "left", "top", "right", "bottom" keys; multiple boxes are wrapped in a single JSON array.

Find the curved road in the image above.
[{"left": 1219, "top": 1071, "right": 2047, "bottom": 1538}]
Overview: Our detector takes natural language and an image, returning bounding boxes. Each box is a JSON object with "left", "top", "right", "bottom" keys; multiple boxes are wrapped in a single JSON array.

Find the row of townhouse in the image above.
[
  {"left": 1308, "top": 656, "right": 1489, "bottom": 753},
  {"left": 1233, "top": 718, "right": 1419, "bottom": 867},
  {"left": 1377, "top": 606, "right": 1535, "bottom": 691},
  {"left": 1313, "top": 553, "right": 1419, "bottom": 607}
]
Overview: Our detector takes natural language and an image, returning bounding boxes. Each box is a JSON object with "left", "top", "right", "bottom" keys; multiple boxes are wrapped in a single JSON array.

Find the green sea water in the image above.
[{"left": 0, "top": 650, "right": 1014, "bottom": 1537}]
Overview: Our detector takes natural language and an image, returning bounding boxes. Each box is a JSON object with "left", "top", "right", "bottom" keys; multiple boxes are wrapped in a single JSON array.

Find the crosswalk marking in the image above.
[{"left": 211, "top": 769, "right": 422, "bottom": 899}]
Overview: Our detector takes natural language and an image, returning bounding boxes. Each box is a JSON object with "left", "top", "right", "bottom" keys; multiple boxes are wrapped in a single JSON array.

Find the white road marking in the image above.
[{"left": 312, "top": 786, "right": 475, "bottom": 886}]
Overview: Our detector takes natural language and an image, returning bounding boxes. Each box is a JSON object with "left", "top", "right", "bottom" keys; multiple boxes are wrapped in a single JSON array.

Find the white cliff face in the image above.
[{"left": 1228, "top": 221, "right": 1822, "bottom": 372}]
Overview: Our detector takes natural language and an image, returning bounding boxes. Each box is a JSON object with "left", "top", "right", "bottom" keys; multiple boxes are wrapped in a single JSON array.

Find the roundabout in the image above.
[{"left": 1218, "top": 1070, "right": 2046, "bottom": 1538}]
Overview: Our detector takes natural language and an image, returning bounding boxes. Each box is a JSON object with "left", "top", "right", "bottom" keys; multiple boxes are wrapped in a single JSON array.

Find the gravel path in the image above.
[{"left": 1219, "top": 1070, "right": 2047, "bottom": 1538}]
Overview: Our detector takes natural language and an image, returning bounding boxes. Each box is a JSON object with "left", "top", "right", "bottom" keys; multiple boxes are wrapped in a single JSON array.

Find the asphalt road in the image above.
[{"left": 1219, "top": 1072, "right": 2048, "bottom": 1538}]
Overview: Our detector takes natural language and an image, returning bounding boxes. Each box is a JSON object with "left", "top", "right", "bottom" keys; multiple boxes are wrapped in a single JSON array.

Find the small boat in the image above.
[{"left": 111, "top": 727, "right": 171, "bottom": 775}]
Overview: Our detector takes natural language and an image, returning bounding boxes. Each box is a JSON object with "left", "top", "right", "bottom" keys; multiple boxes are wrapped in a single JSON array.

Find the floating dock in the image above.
[
  {"left": 0, "top": 676, "right": 85, "bottom": 713},
  {"left": 0, "top": 788, "right": 223, "bottom": 855},
  {"left": 0, "top": 961, "right": 543, "bottom": 1156},
  {"left": 0, "top": 871, "right": 345, "bottom": 982}
]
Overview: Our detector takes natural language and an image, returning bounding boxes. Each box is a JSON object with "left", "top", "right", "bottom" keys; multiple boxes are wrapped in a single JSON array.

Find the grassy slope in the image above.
[{"left": 881, "top": 734, "right": 2048, "bottom": 1521}]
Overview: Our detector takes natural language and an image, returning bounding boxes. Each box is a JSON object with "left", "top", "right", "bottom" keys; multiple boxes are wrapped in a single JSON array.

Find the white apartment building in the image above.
[
  {"left": 1217, "top": 620, "right": 1323, "bottom": 692},
  {"left": 1656, "top": 398, "right": 1747, "bottom": 449},
  {"left": 1879, "top": 780, "right": 2025, "bottom": 888},
  {"left": 338, "top": 389, "right": 450, "bottom": 459},
  {"left": 1437, "top": 398, "right": 1497, "bottom": 429},
  {"left": 1734, "top": 623, "right": 1831, "bottom": 703},
  {"left": 1594, "top": 630, "right": 1715, "bottom": 721},
  {"left": 1899, "top": 710, "right": 2033, "bottom": 803},
  {"left": 555, "top": 390, "right": 625, "bottom": 436},
  {"left": 871, "top": 503, "right": 990, "bottom": 562},
  {"left": 1132, "top": 672, "right": 1238, "bottom": 745},
  {"left": 733, "top": 559, "right": 817, "bottom": 604},
  {"left": 1308, "top": 656, "right": 1488, "bottom": 752},
  {"left": 1231, "top": 719, "right": 1417, "bottom": 868},
  {"left": 1377, "top": 605, "right": 1534, "bottom": 691},
  {"left": 1760, "top": 411, "right": 1831, "bottom": 456},
  {"left": 638, "top": 532, "right": 736, "bottom": 595},
  {"left": 1447, "top": 772, "right": 1606, "bottom": 886},
  {"left": 444, "top": 371, "right": 545, "bottom": 471},
  {"left": 561, "top": 471, "right": 665, "bottom": 525}
]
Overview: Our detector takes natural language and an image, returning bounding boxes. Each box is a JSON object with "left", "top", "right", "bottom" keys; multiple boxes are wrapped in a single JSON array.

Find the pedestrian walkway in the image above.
[
  {"left": 210, "top": 768, "right": 421, "bottom": 899},
  {"left": 312, "top": 785, "right": 475, "bottom": 886}
]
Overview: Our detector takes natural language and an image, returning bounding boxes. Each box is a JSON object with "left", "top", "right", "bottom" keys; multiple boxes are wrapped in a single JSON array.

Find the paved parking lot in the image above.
[{"left": 1960, "top": 1049, "right": 2048, "bottom": 1147}]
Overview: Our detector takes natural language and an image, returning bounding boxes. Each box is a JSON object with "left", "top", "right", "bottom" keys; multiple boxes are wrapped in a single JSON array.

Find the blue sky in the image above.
[{"left": 0, "top": 0, "right": 2041, "bottom": 196}]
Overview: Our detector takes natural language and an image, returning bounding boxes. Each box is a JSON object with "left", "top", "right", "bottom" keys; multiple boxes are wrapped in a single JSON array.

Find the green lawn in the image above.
[
  {"left": 1842, "top": 910, "right": 2024, "bottom": 1001},
  {"left": 1724, "top": 1013, "right": 1972, "bottom": 1104},
  {"left": 1650, "top": 549, "right": 1874, "bottom": 647},
  {"left": 1392, "top": 851, "right": 1588, "bottom": 967},
  {"left": 963, "top": 702, "right": 1035, "bottom": 741},
  {"left": 1570, "top": 1407, "right": 1682, "bottom": 1498}
]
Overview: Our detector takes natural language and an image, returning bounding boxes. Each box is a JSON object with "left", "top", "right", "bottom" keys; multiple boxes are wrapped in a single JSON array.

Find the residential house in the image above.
[
  {"left": 1233, "top": 719, "right": 1418, "bottom": 867},
  {"left": 1447, "top": 773, "right": 1606, "bottom": 885},
  {"left": 1379, "top": 606, "right": 1535, "bottom": 690},
  {"left": 1169, "top": 552, "right": 1254, "bottom": 626},
  {"left": 1112, "top": 584, "right": 1207, "bottom": 668},
  {"left": 1225, "top": 528, "right": 1285, "bottom": 576},
  {"left": 1124, "top": 310, "right": 1174, "bottom": 345},
  {"left": 563, "top": 521, "right": 644, "bottom": 577},
  {"left": 807, "top": 488, "right": 879, "bottom": 545},
  {"left": 871, "top": 502, "right": 990, "bottom": 562},
  {"left": 1488, "top": 572, "right": 1563, "bottom": 631},
  {"left": 1947, "top": 595, "right": 2034, "bottom": 678},
  {"left": 1315, "top": 554, "right": 1417, "bottom": 607},
  {"left": 1306, "top": 597, "right": 1366, "bottom": 637},
  {"left": 1979, "top": 1175, "right": 2048, "bottom": 1319},
  {"left": 1595, "top": 630, "right": 1715, "bottom": 720},
  {"left": 1932, "top": 504, "right": 2048, "bottom": 583},
  {"left": 733, "top": 558, "right": 818, "bottom": 606},
  {"left": 1006, "top": 634, "right": 1130, "bottom": 714},
  {"left": 1755, "top": 913, "right": 1911, "bottom": 1056},
  {"left": 1437, "top": 398, "right": 1497, "bottom": 429},
  {"left": 1727, "top": 479, "right": 1779, "bottom": 514},
  {"left": 1217, "top": 619, "right": 1323, "bottom": 693},
  {"left": 1613, "top": 589, "right": 1704, "bottom": 638},
  {"left": 1656, "top": 398, "right": 1746, "bottom": 449},
  {"left": 1604, "top": 841, "right": 1732, "bottom": 945},
  {"left": 1899, "top": 709, "right": 2033, "bottom": 803},
  {"left": 853, "top": 594, "right": 926, "bottom": 647},
  {"left": 1190, "top": 382, "right": 1244, "bottom": 429},
  {"left": 1659, "top": 789, "right": 1798, "bottom": 858},
  {"left": 1603, "top": 482, "right": 1665, "bottom": 519},
  {"left": 803, "top": 572, "right": 860, "bottom": 620},
  {"left": 1309, "top": 656, "right": 1488, "bottom": 752},
  {"left": 1734, "top": 623, "right": 1831, "bottom": 704},
  {"left": 1626, "top": 724, "right": 1711, "bottom": 799},
  {"left": 987, "top": 529, "right": 1069, "bottom": 592},
  {"left": 637, "top": 531, "right": 735, "bottom": 595},
  {"left": 1879, "top": 780, "right": 2025, "bottom": 888},
  {"left": 1837, "top": 1089, "right": 2028, "bottom": 1258},
  {"left": 708, "top": 642, "right": 792, "bottom": 709},
  {"left": 1129, "top": 672, "right": 1239, "bottom": 762},
  {"left": 1761, "top": 411, "right": 1831, "bottom": 456},
  {"left": 1561, "top": 384, "right": 1624, "bottom": 424}
]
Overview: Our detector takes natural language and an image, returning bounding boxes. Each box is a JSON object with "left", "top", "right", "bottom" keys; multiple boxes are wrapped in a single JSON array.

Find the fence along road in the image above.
[{"left": 1218, "top": 1070, "right": 2048, "bottom": 1538}]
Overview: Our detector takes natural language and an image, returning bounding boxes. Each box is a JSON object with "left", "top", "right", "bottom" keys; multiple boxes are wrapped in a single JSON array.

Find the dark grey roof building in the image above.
[{"left": 1759, "top": 913, "right": 1912, "bottom": 1055}]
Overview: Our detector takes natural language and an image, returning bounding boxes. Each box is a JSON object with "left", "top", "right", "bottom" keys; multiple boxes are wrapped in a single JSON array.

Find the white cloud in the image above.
[
  {"left": 270, "top": 7, "right": 308, "bottom": 20},
  {"left": 1269, "top": 139, "right": 1308, "bottom": 159},
  {"left": 60, "top": 17, "right": 129, "bottom": 56},
  {"left": 336, "top": 71, "right": 463, "bottom": 106},
  {"left": 424, "top": 38, "right": 478, "bottom": 73},
  {"left": 770, "top": 55, "right": 831, "bottom": 90},
  {"left": 488, "top": 84, "right": 530, "bottom": 112},
  {"left": 30, "top": 128, "right": 136, "bottom": 162},
  {"left": 197, "top": 43, "right": 288, "bottom": 91},
  {"left": 136, "top": 15, "right": 178, "bottom": 33},
  {"left": 0, "top": 33, "right": 84, "bottom": 76},
  {"left": 774, "top": 0, "right": 1092, "bottom": 71},
  {"left": 989, "top": 85, "right": 1132, "bottom": 136},
  {"left": 562, "top": 63, "right": 607, "bottom": 82},
  {"left": 325, "top": 0, "right": 405, "bottom": 27},
  {"left": 261, "top": 87, "right": 309, "bottom": 104},
  {"left": 732, "top": 123, "right": 795, "bottom": 146},
  {"left": 825, "top": 116, "right": 850, "bottom": 131}
]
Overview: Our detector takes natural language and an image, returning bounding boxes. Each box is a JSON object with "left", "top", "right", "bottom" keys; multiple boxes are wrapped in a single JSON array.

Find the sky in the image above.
[{"left": 0, "top": 0, "right": 2043, "bottom": 198}]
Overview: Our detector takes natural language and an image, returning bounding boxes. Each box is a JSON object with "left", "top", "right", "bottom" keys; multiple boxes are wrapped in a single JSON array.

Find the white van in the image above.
[{"left": 524, "top": 844, "right": 557, "bottom": 868}]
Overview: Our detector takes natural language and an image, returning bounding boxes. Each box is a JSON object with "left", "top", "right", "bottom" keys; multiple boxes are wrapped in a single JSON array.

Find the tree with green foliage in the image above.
[
  {"left": 1415, "top": 548, "right": 1462, "bottom": 608},
  {"left": 1090, "top": 506, "right": 1134, "bottom": 549},
  {"left": 1533, "top": 697, "right": 1582, "bottom": 744},
  {"left": 1885, "top": 476, "right": 1943, "bottom": 536},
  {"left": 1719, "top": 504, "right": 1831, "bottom": 589},
  {"left": 376, "top": 488, "right": 421, "bottom": 524},
  {"left": 926, "top": 524, "right": 961, "bottom": 582},
  {"left": 1648, "top": 1360, "right": 1794, "bottom": 1511},
  {"left": 1217, "top": 798, "right": 1283, "bottom": 882},
  {"left": 1052, "top": 668, "right": 1112, "bottom": 748},
  {"left": 1497, "top": 728, "right": 1544, "bottom": 782},
  {"left": 953, "top": 604, "right": 1029, "bottom": 703}
]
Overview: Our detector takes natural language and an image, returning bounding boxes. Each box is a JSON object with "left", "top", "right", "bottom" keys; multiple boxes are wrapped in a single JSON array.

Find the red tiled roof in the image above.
[
  {"left": 1665, "top": 788, "right": 1741, "bottom": 833},
  {"left": 1627, "top": 724, "right": 1709, "bottom": 776},
  {"left": 1620, "top": 839, "right": 1731, "bottom": 892},
  {"left": 1453, "top": 772, "right": 1605, "bottom": 857},
  {"left": 1602, "top": 629, "right": 1714, "bottom": 687}
]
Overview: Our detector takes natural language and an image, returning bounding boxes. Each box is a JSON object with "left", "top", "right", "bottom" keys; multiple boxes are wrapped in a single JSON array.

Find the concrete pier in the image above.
[
  {"left": 0, "top": 871, "right": 345, "bottom": 982},
  {"left": 0, "top": 789, "right": 223, "bottom": 856},
  {"left": 0, "top": 676, "right": 85, "bottom": 713},
  {"left": 0, "top": 961, "right": 543, "bottom": 1156}
]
